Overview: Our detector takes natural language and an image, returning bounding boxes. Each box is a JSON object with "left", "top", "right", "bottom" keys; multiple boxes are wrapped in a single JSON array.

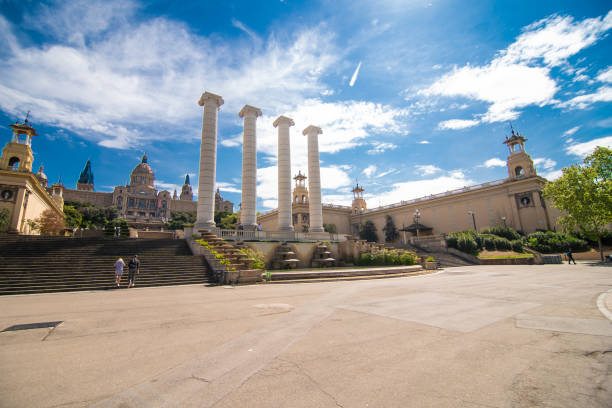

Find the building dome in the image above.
[
  {"left": 130, "top": 154, "right": 154, "bottom": 187},
  {"left": 35, "top": 165, "right": 48, "bottom": 187}
]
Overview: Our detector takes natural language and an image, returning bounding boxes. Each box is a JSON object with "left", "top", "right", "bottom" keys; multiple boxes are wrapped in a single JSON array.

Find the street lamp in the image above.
[
  {"left": 468, "top": 210, "right": 477, "bottom": 231},
  {"left": 501, "top": 216, "right": 507, "bottom": 228},
  {"left": 413, "top": 209, "right": 421, "bottom": 240}
]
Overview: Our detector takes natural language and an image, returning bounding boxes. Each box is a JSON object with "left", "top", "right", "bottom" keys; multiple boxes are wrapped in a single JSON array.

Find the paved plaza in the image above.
[{"left": 1, "top": 263, "right": 611, "bottom": 407}]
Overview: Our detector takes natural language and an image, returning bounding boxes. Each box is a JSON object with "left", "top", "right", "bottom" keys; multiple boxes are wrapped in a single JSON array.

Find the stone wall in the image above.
[
  {"left": 63, "top": 188, "right": 114, "bottom": 207},
  {"left": 245, "top": 241, "right": 339, "bottom": 269}
]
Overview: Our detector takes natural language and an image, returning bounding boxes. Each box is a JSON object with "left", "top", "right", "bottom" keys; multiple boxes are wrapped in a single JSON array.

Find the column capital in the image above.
[
  {"left": 198, "top": 91, "right": 224, "bottom": 108},
  {"left": 239, "top": 104, "right": 262, "bottom": 118},
  {"left": 302, "top": 125, "right": 322, "bottom": 136},
  {"left": 273, "top": 115, "right": 295, "bottom": 128}
]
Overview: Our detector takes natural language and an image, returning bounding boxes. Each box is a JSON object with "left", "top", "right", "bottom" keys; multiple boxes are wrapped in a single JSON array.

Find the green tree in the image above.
[
  {"left": 359, "top": 220, "right": 379, "bottom": 242},
  {"left": 323, "top": 223, "right": 337, "bottom": 234},
  {"left": 382, "top": 215, "right": 399, "bottom": 243},
  {"left": 63, "top": 205, "right": 82, "bottom": 229},
  {"left": 165, "top": 211, "right": 196, "bottom": 230},
  {"left": 214, "top": 210, "right": 232, "bottom": 225},
  {"left": 118, "top": 219, "right": 130, "bottom": 237},
  {"left": 543, "top": 146, "right": 612, "bottom": 261},
  {"left": 0, "top": 208, "right": 9, "bottom": 232},
  {"left": 218, "top": 213, "right": 238, "bottom": 229}
]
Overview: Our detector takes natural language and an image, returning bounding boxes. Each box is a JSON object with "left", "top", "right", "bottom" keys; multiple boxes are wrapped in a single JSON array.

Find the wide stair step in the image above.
[{"left": 0, "top": 234, "right": 212, "bottom": 295}]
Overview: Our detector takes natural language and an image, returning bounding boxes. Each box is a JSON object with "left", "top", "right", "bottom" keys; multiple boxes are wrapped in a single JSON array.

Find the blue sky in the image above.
[{"left": 0, "top": 0, "right": 610, "bottom": 211}]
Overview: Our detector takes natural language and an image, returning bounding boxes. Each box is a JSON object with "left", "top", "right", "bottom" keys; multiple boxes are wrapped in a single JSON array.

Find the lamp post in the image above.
[
  {"left": 501, "top": 216, "right": 507, "bottom": 228},
  {"left": 413, "top": 209, "right": 421, "bottom": 241},
  {"left": 468, "top": 210, "right": 477, "bottom": 231}
]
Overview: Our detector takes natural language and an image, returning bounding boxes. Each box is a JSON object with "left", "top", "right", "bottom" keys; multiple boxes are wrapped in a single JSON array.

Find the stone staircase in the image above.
[{"left": 0, "top": 234, "right": 212, "bottom": 295}]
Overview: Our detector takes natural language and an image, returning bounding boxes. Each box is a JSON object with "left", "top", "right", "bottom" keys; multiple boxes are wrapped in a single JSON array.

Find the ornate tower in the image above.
[
  {"left": 351, "top": 184, "right": 367, "bottom": 215},
  {"left": 504, "top": 127, "right": 536, "bottom": 180},
  {"left": 293, "top": 171, "right": 309, "bottom": 205},
  {"left": 77, "top": 159, "right": 94, "bottom": 191},
  {"left": 0, "top": 117, "right": 37, "bottom": 172},
  {"left": 180, "top": 174, "right": 193, "bottom": 201},
  {"left": 130, "top": 154, "right": 155, "bottom": 188},
  {"left": 35, "top": 165, "right": 48, "bottom": 188}
]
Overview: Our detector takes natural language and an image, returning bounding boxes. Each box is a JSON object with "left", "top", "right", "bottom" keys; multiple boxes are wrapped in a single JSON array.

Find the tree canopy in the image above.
[
  {"left": 382, "top": 215, "right": 399, "bottom": 243},
  {"left": 543, "top": 146, "right": 612, "bottom": 260},
  {"left": 359, "top": 220, "right": 379, "bottom": 242}
]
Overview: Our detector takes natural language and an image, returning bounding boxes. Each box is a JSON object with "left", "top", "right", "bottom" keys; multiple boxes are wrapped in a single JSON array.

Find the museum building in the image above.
[{"left": 257, "top": 130, "right": 562, "bottom": 241}]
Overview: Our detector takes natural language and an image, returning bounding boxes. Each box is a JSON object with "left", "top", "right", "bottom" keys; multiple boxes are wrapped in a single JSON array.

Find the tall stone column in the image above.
[
  {"left": 195, "top": 91, "right": 224, "bottom": 232},
  {"left": 238, "top": 104, "right": 262, "bottom": 230},
  {"left": 303, "top": 125, "right": 324, "bottom": 232},
  {"left": 273, "top": 115, "right": 295, "bottom": 231}
]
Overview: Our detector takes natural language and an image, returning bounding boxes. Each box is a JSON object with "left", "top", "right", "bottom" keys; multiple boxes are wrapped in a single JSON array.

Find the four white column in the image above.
[
  {"left": 303, "top": 125, "right": 324, "bottom": 232},
  {"left": 238, "top": 105, "right": 262, "bottom": 230},
  {"left": 195, "top": 91, "right": 224, "bottom": 231},
  {"left": 273, "top": 115, "right": 295, "bottom": 231}
]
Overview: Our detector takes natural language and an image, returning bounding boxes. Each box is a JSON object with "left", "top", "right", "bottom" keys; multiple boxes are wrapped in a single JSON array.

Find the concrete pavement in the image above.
[{"left": 1, "top": 262, "right": 611, "bottom": 407}]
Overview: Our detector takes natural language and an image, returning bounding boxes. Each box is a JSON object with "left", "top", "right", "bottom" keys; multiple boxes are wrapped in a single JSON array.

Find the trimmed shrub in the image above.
[
  {"left": 524, "top": 231, "right": 589, "bottom": 253},
  {"left": 481, "top": 226, "right": 522, "bottom": 241},
  {"left": 355, "top": 248, "right": 418, "bottom": 266},
  {"left": 510, "top": 240, "right": 524, "bottom": 253}
]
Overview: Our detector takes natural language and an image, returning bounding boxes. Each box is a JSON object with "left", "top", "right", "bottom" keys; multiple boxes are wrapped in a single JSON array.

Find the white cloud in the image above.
[
  {"left": 417, "top": 140, "right": 430, "bottom": 144},
  {"left": 375, "top": 168, "right": 398, "bottom": 179},
  {"left": 437, "top": 118, "right": 480, "bottom": 130},
  {"left": 0, "top": 5, "right": 342, "bottom": 149},
  {"left": 498, "top": 12, "right": 612, "bottom": 67},
  {"left": 562, "top": 126, "right": 580, "bottom": 137},
  {"left": 216, "top": 181, "right": 241, "bottom": 194},
  {"left": 367, "top": 141, "right": 397, "bottom": 155},
  {"left": 533, "top": 157, "right": 557, "bottom": 170},
  {"left": 349, "top": 61, "right": 362, "bottom": 87},
  {"left": 482, "top": 158, "right": 506, "bottom": 168},
  {"left": 419, "top": 11, "right": 612, "bottom": 127},
  {"left": 597, "top": 66, "right": 612, "bottom": 83},
  {"left": 541, "top": 169, "right": 563, "bottom": 180},
  {"left": 557, "top": 86, "right": 612, "bottom": 109},
  {"left": 155, "top": 181, "right": 181, "bottom": 192},
  {"left": 363, "top": 165, "right": 377, "bottom": 177},
  {"left": 565, "top": 136, "right": 612, "bottom": 157},
  {"left": 415, "top": 164, "right": 441, "bottom": 176}
]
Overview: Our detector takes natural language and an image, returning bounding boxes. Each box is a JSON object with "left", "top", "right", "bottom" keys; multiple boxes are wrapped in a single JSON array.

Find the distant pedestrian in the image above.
[
  {"left": 257, "top": 224, "right": 262, "bottom": 231},
  {"left": 127, "top": 255, "right": 140, "bottom": 288},
  {"left": 566, "top": 249, "right": 576, "bottom": 265},
  {"left": 114, "top": 257, "right": 125, "bottom": 287},
  {"left": 115, "top": 226, "right": 120, "bottom": 238}
]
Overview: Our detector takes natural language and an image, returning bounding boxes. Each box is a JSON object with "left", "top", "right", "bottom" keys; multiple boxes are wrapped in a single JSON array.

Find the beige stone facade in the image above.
[
  {"left": 0, "top": 120, "right": 65, "bottom": 234},
  {"left": 64, "top": 155, "right": 202, "bottom": 229},
  {"left": 258, "top": 132, "right": 562, "bottom": 242}
]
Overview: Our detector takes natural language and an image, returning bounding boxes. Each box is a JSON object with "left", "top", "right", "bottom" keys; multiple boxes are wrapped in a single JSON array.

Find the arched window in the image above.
[
  {"left": 295, "top": 196, "right": 299, "bottom": 203},
  {"left": 515, "top": 166, "right": 525, "bottom": 177},
  {"left": 8, "top": 157, "right": 20, "bottom": 170},
  {"left": 302, "top": 195, "right": 306, "bottom": 203}
]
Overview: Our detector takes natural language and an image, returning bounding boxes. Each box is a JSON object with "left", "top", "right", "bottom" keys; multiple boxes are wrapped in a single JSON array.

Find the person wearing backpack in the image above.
[{"left": 127, "top": 255, "right": 140, "bottom": 288}]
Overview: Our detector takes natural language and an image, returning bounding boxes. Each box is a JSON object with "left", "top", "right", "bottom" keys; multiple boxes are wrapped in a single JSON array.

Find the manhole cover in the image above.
[{"left": 2, "top": 321, "right": 63, "bottom": 332}]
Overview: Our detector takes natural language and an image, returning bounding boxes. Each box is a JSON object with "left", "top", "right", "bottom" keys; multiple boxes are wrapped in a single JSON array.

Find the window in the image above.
[
  {"left": 138, "top": 212, "right": 145, "bottom": 217},
  {"left": 302, "top": 214, "right": 308, "bottom": 222},
  {"left": 8, "top": 157, "right": 20, "bottom": 170},
  {"left": 128, "top": 198, "right": 135, "bottom": 207},
  {"left": 138, "top": 199, "right": 146, "bottom": 209},
  {"left": 515, "top": 166, "right": 525, "bottom": 177},
  {"left": 302, "top": 195, "right": 306, "bottom": 203}
]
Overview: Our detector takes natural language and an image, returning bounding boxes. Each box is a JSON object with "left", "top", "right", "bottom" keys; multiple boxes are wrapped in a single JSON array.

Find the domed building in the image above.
[{"left": 62, "top": 154, "right": 215, "bottom": 230}]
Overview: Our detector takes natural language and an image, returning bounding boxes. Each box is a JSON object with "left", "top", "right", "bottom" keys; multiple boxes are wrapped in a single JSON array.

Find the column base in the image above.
[
  {"left": 309, "top": 227, "right": 325, "bottom": 233},
  {"left": 194, "top": 221, "right": 216, "bottom": 234},
  {"left": 278, "top": 226, "right": 295, "bottom": 232}
]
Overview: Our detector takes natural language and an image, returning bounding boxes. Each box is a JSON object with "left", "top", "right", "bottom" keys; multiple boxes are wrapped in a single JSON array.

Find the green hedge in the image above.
[
  {"left": 524, "top": 231, "right": 588, "bottom": 253},
  {"left": 354, "top": 249, "right": 419, "bottom": 266},
  {"left": 447, "top": 230, "right": 521, "bottom": 255}
]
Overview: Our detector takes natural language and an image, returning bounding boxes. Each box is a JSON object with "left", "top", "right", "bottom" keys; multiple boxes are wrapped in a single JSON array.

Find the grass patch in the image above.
[{"left": 478, "top": 254, "right": 534, "bottom": 259}]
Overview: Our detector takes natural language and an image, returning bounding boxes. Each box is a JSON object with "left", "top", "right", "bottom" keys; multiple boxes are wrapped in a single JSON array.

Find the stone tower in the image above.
[
  {"left": 180, "top": 174, "right": 193, "bottom": 201},
  {"left": 293, "top": 171, "right": 308, "bottom": 205},
  {"left": 0, "top": 119, "right": 37, "bottom": 172},
  {"left": 351, "top": 184, "right": 367, "bottom": 215},
  {"left": 504, "top": 127, "right": 536, "bottom": 180},
  {"left": 77, "top": 159, "right": 94, "bottom": 191}
]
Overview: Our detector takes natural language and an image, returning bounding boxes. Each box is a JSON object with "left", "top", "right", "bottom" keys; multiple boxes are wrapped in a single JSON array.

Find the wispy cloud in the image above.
[
  {"left": 533, "top": 157, "right": 557, "bottom": 170},
  {"left": 562, "top": 126, "right": 580, "bottom": 137},
  {"left": 565, "top": 136, "right": 612, "bottom": 157},
  {"left": 482, "top": 158, "right": 506, "bottom": 168},
  {"left": 216, "top": 181, "right": 241, "bottom": 194},
  {"left": 415, "top": 164, "right": 441, "bottom": 176},
  {"left": 417, "top": 140, "right": 430, "bottom": 144},
  {"left": 349, "top": 61, "right": 362, "bottom": 87},
  {"left": 418, "top": 11, "right": 612, "bottom": 129},
  {"left": 362, "top": 165, "right": 377, "bottom": 177},
  {"left": 367, "top": 141, "right": 397, "bottom": 155}
]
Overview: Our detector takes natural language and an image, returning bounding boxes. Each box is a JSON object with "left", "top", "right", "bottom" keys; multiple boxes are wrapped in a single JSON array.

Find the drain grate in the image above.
[{"left": 2, "top": 321, "right": 63, "bottom": 332}]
